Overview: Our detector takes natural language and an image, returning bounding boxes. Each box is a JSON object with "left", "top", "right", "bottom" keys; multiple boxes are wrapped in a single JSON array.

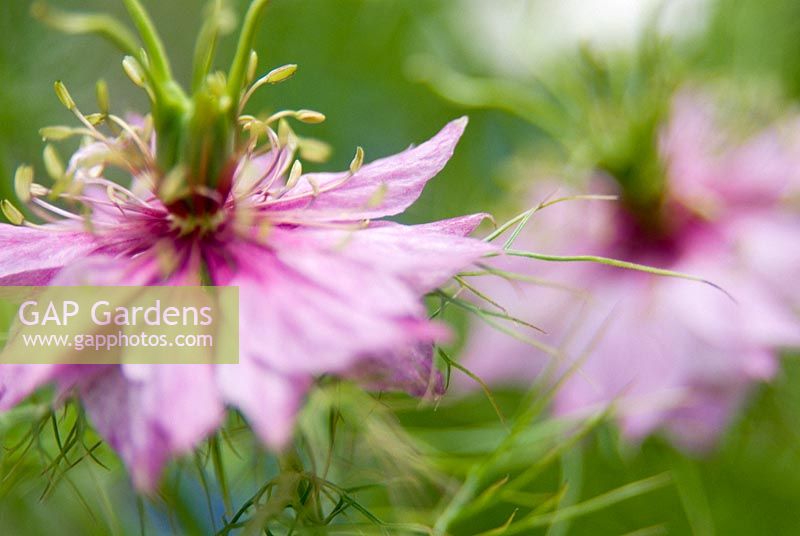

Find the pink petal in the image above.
[
  {"left": 663, "top": 90, "right": 800, "bottom": 207},
  {"left": 217, "top": 362, "right": 310, "bottom": 449},
  {"left": 228, "top": 239, "right": 440, "bottom": 376},
  {"left": 0, "top": 364, "right": 61, "bottom": 410},
  {"left": 0, "top": 226, "right": 99, "bottom": 285},
  {"left": 355, "top": 344, "right": 445, "bottom": 397},
  {"left": 409, "top": 213, "right": 493, "bottom": 236},
  {"left": 80, "top": 364, "right": 224, "bottom": 492},
  {"left": 267, "top": 118, "right": 468, "bottom": 220},
  {"left": 277, "top": 218, "right": 496, "bottom": 294}
]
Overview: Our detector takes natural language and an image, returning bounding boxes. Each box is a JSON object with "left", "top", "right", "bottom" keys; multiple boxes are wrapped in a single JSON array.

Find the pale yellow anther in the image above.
[
  {"left": 43, "top": 144, "right": 65, "bottom": 180},
  {"left": 14, "top": 165, "right": 34, "bottom": 203},
  {"left": 246, "top": 50, "right": 258, "bottom": 85},
  {"left": 85, "top": 113, "right": 106, "bottom": 126},
  {"left": 1, "top": 200, "right": 24, "bottom": 225},
  {"left": 106, "top": 184, "right": 124, "bottom": 205},
  {"left": 39, "top": 126, "right": 74, "bottom": 141},
  {"left": 142, "top": 115, "right": 155, "bottom": 142},
  {"left": 30, "top": 184, "right": 49, "bottom": 197},
  {"left": 295, "top": 110, "right": 326, "bottom": 124},
  {"left": 298, "top": 137, "right": 332, "bottom": 163},
  {"left": 122, "top": 56, "right": 146, "bottom": 87},
  {"left": 350, "top": 146, "right": 365, "bottom": 174},
  {"left": 277, "top": 118, "right": 298, "bottom": 148},
  {"left": 264, "top": 64, "right": 297, "bottom": 85},
  {"left": 54, "top": 81, "right": 75, "bottom": 110},
  {"left": 286, "top": 160, "right": 303, "bottom": 190},
  {"left": 96, "top": 79, "right": 110, "bottom": 115}
]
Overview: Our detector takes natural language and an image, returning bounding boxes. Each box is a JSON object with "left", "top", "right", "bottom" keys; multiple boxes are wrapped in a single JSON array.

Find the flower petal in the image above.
[
  {"left": 225, "top": 239, "right": 441, "bottom": 376},
  {"left": 80, "top": 364, "right": 224, "bottom": 491},
  {"left": 267, "top": 118, "right": 468, "bottom": 220},
  {"left": 276, "top": 217, "right": 496, "bottom": 294},
  {"left": 217, "top": 361, "right": 310, "bottom": 449},
  {"left": 0, "top": 226, "right": 99, "bottom": 285}
]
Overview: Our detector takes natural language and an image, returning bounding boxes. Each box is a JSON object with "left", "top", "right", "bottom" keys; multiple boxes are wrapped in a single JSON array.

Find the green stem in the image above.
[
  {"left": 122, "top": 0, "right": 174, "bottom": 85},
  {"left": 227, "top": 0, "right": 270, "bottom": 100},
  {"left": 32, "top": 2, "right": 140, "bottom": 56},
  {"left": 502, "top": 249, "right": 733, "bottom": 299},
  {"left": 191, "top": 0, "right": 226, "bottom": 92}
]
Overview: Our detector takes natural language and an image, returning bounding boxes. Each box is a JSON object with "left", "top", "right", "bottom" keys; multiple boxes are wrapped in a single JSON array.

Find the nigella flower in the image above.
[
  {"left": 0, "top": 0, "right": 494, "bottom": 490},
  {"left": 460, "top": 89, "right": 800, "bottom": 449}
]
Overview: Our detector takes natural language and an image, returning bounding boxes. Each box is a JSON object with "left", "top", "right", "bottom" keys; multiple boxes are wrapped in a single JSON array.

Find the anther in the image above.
[
  {"left": 1, "top": 200, "right": 25, "bottom": 225},
  {"left": 13, "top": 165, "right": 34, "bottom": 203},
  {"left": 350, "top": 146, "right": 364, "bottom": 174},
  {"left": 54, "top": 80, "right": 76, "bottom": 110}
]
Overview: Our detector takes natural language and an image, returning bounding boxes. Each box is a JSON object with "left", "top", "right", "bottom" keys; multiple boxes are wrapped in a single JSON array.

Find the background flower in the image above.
[{"left": 461, "top": 90, "right": 800, "bottom": 448}]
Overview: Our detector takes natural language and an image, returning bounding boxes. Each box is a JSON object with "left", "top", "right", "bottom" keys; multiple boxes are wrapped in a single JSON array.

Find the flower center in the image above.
[{"left": 168, "top": 211, "right": 227, "bottom": 238}]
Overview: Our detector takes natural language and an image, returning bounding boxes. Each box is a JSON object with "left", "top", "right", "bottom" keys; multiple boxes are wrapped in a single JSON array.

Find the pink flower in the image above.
[
  {"left": 460, "top": 90, "right": 800, "bottom": 449},
  {"left": 0, "top": 117, "right": 495, "bottom": 490}
]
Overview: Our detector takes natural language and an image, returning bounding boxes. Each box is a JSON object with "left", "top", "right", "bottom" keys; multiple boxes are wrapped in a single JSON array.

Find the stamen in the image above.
[
  {"left": 43, "top": 144, "right": 66, "bottom": 181},
  {"left": 238, "top": 63, "right": 298, "bottom": 114},
  {"left": 350, "top": 146, "right": 364, "bottom": 173},
  {"left": 227, "top": 0, "right": 271, "bottom": 96},
  {"left": 84, "top": 113, "right": 106, "bottom": 126},
  {"left": 107, "top": 114, "right": 155, "bottom": 166},
  {"left": 96, "top": 79, "right": 110, "bottom": 115},
  {"left": 31, "top": 197, "right": 83, "bottom": 221},
  {"left": 39, "top": 126, "right": 76, "bottom": 141},
  {"left": 1, "top": 200, "right": 25, "bottom": 225},
  {"left": 295, "top": 110, "right": 326, "bottom": 124},
  {"left": 51, "top": 80, "right": 151, "bottom": 176},
  {"left": 53, "top": 80, "right": 76, "bottom": 110},
  {"left": 14, "top": 165, "right": 34, "bottom": 203},
  {"left": 246, "top": 50, "right": 258, "bottom": 85},
  {"left": 297, "top": 136, "right": 332, "bottom": 163},
  {"left": 81, "top": 178, "right": 151, "bottom": 207},
  {"left": 262, "top": 145, "right": 366, "bottom": 208},
  {"left": 123, "top": 55, "right": 147, "bottom": 87},
  {"left": 264, "top": 109, "right": 325, "bottom": 126},
  {"left": 286, "top": 160, "right": 303, "bottom": 190}
]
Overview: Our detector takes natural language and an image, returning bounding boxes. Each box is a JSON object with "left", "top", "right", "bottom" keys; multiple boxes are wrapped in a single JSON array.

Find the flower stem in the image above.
[
  {"left": 31, "top": 2, "right": 140, "bottom": 57},
  {"left": 191, "top": 0, "right": 226, "bottom": 92},
  {"left": 122, "top": 0, "right": 173, "bottom": 86},
  {"left": 227, "top": 0, "right": 271, "bottom": 101}
]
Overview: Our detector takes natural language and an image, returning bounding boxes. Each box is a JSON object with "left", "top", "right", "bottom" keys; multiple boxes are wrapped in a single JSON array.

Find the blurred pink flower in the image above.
[
  {"left": 460, "top": 91, "right": 800, "bottom": 449},
  {"left": 0, "top": 117, "right": 495, "bottom": 490}
]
